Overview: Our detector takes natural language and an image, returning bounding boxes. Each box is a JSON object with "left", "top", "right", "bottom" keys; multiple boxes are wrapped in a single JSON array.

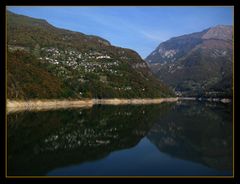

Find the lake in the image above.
[{"left": 7, "top": 100, "right": 233, "bottom": 176}]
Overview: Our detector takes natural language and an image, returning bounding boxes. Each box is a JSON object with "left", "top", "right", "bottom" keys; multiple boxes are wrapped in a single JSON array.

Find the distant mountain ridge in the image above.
[
  {"left": 7, "top": 10, "right": 174, "bottom": 99},
  {"left": 145, "top": 25, "right": 233, "bottom": 97}
]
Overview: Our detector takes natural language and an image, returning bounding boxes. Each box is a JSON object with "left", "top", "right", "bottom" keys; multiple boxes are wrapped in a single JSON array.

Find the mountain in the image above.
[
  {"left": 7, "top": 11, "right": 174, "bottom": 100},
  {"left": 145, "top": 25, "right": 233, "bottom": 98}
]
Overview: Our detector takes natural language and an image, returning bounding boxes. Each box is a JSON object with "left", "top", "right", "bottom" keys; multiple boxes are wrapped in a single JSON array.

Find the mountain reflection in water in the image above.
[
  {"left": 7, "top": 101, "right": 232, "bottom": 176},
  {"left": 147, "top": 101, "right": 233, "bottom": 171}
]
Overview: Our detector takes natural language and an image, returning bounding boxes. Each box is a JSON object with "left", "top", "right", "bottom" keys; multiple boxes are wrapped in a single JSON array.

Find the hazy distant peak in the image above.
[{"left": 202, "top": 25, "right": 232, "bottom": 41}]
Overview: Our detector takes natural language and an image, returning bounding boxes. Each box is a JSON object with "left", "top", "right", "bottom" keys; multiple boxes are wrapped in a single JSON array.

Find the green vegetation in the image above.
[
  {"left": 7, "top": 10, "right": 174, "bottom": 99},
  {"left": 7, "top": 50, "right": 75, "bottom": 99}
]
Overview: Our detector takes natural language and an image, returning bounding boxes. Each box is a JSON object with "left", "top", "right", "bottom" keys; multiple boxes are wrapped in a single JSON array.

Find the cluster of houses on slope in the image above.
[{"left": 39, "top": 47, "right": 122, "bottom": 75}]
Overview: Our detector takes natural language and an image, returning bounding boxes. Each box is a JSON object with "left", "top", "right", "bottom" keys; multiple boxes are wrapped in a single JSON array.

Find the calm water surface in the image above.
[{"left": 7, "top": 101, "right": 233, "bottom": 176}]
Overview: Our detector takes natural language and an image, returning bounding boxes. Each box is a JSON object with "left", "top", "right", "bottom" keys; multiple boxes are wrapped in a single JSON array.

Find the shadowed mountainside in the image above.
[{"left": 145, "top": 25, "right": 233, "bottom": 98}]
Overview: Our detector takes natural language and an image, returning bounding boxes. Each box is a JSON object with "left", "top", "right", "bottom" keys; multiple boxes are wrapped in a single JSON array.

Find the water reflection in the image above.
[
  {"left": 7, "top": 101, "right": 232, "bottom": 176},
  {"left": 147, "top": 101, "right": 233, "bottom": 171},
  {"left": 8, "top": 104, "right": 172, "bottom": 176}
]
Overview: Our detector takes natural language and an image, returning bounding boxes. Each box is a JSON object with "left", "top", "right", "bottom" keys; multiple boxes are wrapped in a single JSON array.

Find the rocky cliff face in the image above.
[{"left": 145, "top": 25, "right": 233, "bottom": 97}]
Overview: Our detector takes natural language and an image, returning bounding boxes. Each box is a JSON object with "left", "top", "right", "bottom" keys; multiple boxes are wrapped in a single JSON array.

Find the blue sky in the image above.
[{"left": 7, "top": 6, "right": 233, "bottom": 58}]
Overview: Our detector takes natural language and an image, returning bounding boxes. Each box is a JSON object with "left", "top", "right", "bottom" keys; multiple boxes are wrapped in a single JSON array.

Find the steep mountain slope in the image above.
[
  {"left": 145, "top": 25, "right": 233, "bottom": 98},
  {"left": 7, "top": 11, "right": 174, "bottom": 99}
]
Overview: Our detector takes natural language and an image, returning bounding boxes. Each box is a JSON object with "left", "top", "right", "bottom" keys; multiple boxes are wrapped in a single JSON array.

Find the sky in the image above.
[{"left": 7, "top": 6, "right": 233, "bottom": 58}]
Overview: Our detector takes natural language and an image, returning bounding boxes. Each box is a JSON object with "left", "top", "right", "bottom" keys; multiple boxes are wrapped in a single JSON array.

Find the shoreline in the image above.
[
  {"left": 178, "top": 97, "right": 232, "bottom": 103},
  {"left": 6, "top": 98, "right": 179, "bottom": 113},
  {"left": 6, "top": 97, "right": 231, "bottom": 113}
]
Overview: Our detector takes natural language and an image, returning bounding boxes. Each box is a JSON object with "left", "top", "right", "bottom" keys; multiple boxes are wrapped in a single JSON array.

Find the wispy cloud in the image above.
[
  {"left": 80, "top": 12, "right": 170, "bottom": 44},
  {"left": 61, "top": 8, "right": 169, "bottom": 43},
  {"left": 139, "top": 30, "right": 172, "bottom": 43}
]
